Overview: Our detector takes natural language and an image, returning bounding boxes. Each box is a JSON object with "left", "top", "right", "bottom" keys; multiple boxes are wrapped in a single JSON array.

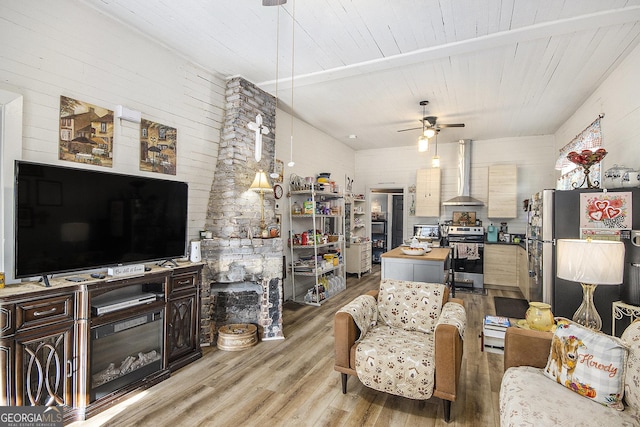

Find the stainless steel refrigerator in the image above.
[{"left": 527, "top": 187, "right": 640, "bottom": 335}]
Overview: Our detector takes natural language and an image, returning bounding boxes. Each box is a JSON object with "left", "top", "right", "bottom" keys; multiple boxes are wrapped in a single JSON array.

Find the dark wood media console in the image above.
[{"left": 0, "top": 262, "right": 203, "bottom": 423}]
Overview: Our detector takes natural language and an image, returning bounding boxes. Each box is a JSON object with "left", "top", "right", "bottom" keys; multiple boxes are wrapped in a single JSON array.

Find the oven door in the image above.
[
  {"left": 451, "top": 242, "right": 484, "bottom": 274},
  {"left": 450, "top": 240, "right": 484, "bottom": 288}
]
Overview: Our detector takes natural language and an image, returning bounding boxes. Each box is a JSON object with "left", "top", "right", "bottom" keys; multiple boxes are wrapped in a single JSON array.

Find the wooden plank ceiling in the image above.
[{"left": 81, "top": 0, "right": 640, "bottom": 150}]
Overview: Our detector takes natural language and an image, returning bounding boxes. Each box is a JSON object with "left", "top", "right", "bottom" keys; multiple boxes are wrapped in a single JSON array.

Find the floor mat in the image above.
[{"left": 494, "top": 296, "right": 529, "bottom": 319}]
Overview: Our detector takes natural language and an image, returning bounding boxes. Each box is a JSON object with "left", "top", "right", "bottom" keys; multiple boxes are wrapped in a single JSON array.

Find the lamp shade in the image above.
[
  {"left": 418, "top": 136, "right": 429, "bottom": 152},
  {"left": 249, "top": 170, "right": 273, "bottom": 192},
  {"left": 556, "top": 239, "right": 625, "bottom": 285}
]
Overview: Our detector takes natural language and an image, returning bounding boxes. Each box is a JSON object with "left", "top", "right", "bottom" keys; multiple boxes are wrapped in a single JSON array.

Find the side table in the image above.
[{"left": 612, "top": 301, "right": 640, "bottom": 337}]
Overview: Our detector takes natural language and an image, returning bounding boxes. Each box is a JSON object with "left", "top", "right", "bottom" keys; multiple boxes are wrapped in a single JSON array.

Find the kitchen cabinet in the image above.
[
  {"left": 517, "top": 245, "right": 530, "bottom": 300},
  {"left": 415, "top": 169, "right": 441, "bottom": 217},
  {"left": 346, "top": 242, "right": 371, "bottom": 278},
  {"left": 488, "top": 164, "right": 518, "bottom": 218},
  {"left": 484, "top": 244, "right": 518, "bottom": 286},
  {"left": 289, "top": 188, "right": 346, "bottom": 305}
]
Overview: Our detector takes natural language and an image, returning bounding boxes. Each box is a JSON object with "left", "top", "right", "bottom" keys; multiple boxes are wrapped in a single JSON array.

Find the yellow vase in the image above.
[{"left": 525, "top": 302, "right": 554, "bottom": 331}]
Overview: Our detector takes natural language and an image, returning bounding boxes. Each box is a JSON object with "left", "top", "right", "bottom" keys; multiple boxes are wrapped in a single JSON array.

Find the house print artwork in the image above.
[
  {"left": 580, "top": 192, "right": 632, "bottom": 230},
  {"left": 59, "top": 96, "right": 113, "bottom": 167},
  {"left": 140, "top": 119, "right": 177, "bottom": 175}
]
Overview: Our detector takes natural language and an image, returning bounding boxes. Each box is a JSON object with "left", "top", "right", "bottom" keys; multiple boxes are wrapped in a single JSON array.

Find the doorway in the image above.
[{"left": 370, "top": 188, "right": 404, "bottom": 261}]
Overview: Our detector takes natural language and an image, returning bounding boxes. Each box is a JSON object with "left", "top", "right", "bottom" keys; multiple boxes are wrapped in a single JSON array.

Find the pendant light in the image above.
[
  {"left": 431, "top": 131, "right": 440, "bottom": 168},
  {"left": 270, "top": 4, "right": 282, "bottom": 179},
  {"left": 418, "top": 100, "right": 429, "bottom": 152},
  {"left": 287, "top": 0, "right": 296, "bottom": 167}
]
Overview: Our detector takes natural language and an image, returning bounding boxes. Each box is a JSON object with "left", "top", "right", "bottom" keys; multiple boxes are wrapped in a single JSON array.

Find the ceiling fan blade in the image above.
[
  {"left": 397, "top": 126, "right": 423, "bottom": 132},
  {"left": 437, "top": 123, "right": 465, "bottom": 128}
]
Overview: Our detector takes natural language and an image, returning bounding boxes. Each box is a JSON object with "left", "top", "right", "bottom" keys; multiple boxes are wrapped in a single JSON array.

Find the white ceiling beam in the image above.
[{"left": 258, "top": 6, "right": 640, "bottom": 93}]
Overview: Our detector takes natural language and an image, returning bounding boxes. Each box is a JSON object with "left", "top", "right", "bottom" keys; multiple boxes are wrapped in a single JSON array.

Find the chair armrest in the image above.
[
  {"left": 433, "top": 301, "right": 466, "bottom": 401},
  {"left": 503, "top": 327, "right": 553, "bottom": 372},
  {"left": 334, "top": 290, "right": 378, "bottom": 371},
  {"left": 448, "top": 297, "right": 464, "bottom": 307},
  {"left": 334, "top": 311, "right": 359, "bottom": 370}
]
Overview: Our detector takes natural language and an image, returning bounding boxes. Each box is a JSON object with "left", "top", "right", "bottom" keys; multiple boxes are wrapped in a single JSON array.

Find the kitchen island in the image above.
[{"left": 381, "top": 246, "right": 450, "bottom": 284}]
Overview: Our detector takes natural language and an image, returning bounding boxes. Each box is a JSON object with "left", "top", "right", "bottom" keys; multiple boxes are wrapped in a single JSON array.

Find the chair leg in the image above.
[
  {"left": 443, "top": 399, "right": 451, "bottom": 423},
  {"left": 341, "top": 373, "right": 348, "bottom": 394}
]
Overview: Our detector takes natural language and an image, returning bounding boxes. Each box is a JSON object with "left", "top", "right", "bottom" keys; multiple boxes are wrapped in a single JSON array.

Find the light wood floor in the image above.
[{"left": 70, "top": 266, "right": 524, "bottom": 427}]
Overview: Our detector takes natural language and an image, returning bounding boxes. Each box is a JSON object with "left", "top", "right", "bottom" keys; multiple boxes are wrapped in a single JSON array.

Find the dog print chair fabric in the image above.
[{"left": 334, "top": 279, "right": 466, "bottom": 422}]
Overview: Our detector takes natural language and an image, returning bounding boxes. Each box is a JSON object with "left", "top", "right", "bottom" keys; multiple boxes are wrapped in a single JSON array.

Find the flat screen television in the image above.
[{"left": 14, "top": 161, "right": 188, "bottom": 279}]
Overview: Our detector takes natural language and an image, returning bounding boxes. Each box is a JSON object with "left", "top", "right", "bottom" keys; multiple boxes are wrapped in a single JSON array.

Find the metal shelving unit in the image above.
[
  {"left": 371, "top": 220, "right": 387, "bottom": 263},
  {"left": 288, "top": 188, "right": 346, "bottom": 306}
]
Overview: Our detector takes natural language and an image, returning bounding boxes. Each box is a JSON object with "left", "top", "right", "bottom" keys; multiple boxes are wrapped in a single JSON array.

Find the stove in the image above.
[{"left": 448, "top": 226, "right": 484, "bottom": 288}]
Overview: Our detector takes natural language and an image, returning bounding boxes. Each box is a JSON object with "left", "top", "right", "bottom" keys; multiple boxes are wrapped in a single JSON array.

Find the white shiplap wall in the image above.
[
  {"left": 555, "top": 43, "right": 640, "bottom": 173},
  {"left": 0, "top": 0, "right": 225, "bottom": 247},
  {"left": 355, "top": 135, "right": 557, "bottom": 238},
  {"left": 274, "top": 109, "right": 356, "bottom": 300}
]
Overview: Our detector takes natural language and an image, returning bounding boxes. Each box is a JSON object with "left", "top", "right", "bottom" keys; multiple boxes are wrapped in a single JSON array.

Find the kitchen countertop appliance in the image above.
[
  {"left": 439, "top": 221, "right": 452, "bottom": 247},
  {"left": 448, "top": 225, "right": 485, "bottom": 289},
  {"left": 487, "top": 224, "right": 498, "bottom": 242},
  {"left": 413, "top": 224, "right": 440, "bottom": 246}
]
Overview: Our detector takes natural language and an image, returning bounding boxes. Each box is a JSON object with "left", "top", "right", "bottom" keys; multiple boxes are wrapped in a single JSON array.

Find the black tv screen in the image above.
[{"left": 14, "top": 161, "right": 188, "bottom": 278}]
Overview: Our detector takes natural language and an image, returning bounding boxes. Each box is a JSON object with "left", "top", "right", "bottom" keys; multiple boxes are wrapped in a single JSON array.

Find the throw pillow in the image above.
[
  {"left": 621, "top": 320, "right": 640, "bottom": 409},
  {"left": 543, "top": 318, "right": 629, "bottom": 410},
  {"left": 376, "top": 279, "right": 444, "bottom": 334}
]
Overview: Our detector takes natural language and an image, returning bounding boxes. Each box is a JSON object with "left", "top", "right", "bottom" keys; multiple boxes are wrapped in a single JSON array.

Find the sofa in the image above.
[
  {"left": 500, "top": 320, "right": 640, "bottom": 426},
  {"left": 334, "top": 279, "right": 466, "bottom": 422}
]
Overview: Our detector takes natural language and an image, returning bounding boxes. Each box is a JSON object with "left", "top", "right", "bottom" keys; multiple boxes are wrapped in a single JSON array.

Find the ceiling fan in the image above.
[{"left": 397, "top": 100, "right": 465, "bottom": 133}]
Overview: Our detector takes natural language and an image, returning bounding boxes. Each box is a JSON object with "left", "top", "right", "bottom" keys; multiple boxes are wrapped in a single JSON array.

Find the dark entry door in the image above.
[{"left": 391, "top": 195, "right": 404, "bottom": 249}]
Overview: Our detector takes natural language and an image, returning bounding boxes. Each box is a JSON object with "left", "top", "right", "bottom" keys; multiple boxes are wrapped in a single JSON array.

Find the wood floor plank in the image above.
[{"left": 69, "top": 265, "right": 522, "bottom": 427}]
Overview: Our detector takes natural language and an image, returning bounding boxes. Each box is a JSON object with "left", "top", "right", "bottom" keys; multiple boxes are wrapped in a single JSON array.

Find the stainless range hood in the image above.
[{"left": 442, "top": 139, "right": 485, "bottom": 206}]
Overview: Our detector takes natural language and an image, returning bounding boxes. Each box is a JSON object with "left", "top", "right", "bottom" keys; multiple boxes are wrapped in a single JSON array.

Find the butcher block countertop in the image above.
[{"left": 381, "top": 246, "right": 450, "bottom": 262}]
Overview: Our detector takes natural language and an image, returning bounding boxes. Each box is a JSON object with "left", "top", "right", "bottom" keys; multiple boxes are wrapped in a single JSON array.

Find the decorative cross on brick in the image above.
[{"left": 248, "top": 113, "right": 270, "bottom": 162}]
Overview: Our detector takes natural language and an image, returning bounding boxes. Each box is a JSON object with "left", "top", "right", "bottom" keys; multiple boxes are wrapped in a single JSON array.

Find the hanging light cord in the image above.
[
  {"left": 435, "top": 133, "right": 438, "bottom": 156},
  {"left": 270, "top": 5, "right": 281, "bottom": 179},
  {"left": 288, "top": 0, "right": 296, "bottom": 167}
]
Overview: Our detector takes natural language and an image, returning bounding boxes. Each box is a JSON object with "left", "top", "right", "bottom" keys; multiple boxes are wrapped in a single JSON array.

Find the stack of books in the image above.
[{"left": 483, "top": 315, "right": 511, "bottom": 354}]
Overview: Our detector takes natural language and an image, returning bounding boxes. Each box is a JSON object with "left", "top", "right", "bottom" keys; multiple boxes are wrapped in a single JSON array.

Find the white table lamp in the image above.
[
  {"left": 556, "top": 238, "right": 625, "bottom": 331},
  {"left": 249, "top": 170, "right": 273, "bottom": 233}
]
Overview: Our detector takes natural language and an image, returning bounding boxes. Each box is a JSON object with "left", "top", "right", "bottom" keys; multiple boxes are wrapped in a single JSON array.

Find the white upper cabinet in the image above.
[
  {"left": 415, "top": 169, "right": 441, "bottom": 217},
  {"left": 488, "top": 164, "right": 517, "bottom": 218}
]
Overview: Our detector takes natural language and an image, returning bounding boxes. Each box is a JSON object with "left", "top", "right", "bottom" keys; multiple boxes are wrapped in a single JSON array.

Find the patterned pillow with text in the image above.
[{"left": 543, "top": 318, "right": 628, "bottom": 410}]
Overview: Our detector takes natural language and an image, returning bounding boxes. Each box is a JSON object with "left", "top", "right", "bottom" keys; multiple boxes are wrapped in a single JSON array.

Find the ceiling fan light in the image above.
[
  {"left": 424, "top": 127, "right": 436, "bottom": 138},
  {"left": 418, "top": 136, "right": 429, "bottom": 152}
]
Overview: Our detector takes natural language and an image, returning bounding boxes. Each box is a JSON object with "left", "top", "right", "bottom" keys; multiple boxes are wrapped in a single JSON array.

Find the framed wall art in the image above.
[
  {"left": 140, "top": 119, "right": 177, "bottom": 175},
  {"left": 59, "top": 96, "right": 113, "bottom": 167}
]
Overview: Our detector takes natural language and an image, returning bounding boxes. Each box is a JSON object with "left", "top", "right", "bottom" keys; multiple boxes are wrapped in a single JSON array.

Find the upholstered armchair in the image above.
[
  {"left": 334, "top": 279, "right": 466, "bottom": 422},
  {"left": 500, "top": 321, "right": 640, "bottom": 426}
]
